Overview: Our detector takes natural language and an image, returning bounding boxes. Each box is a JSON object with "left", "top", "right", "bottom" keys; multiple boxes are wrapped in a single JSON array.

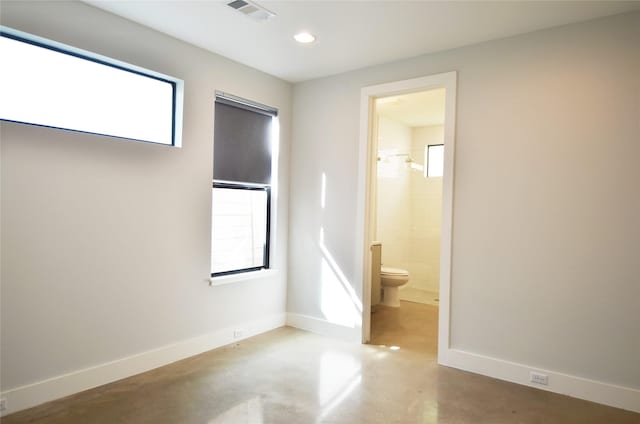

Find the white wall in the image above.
[
  {"left": 288, "top": 10, "right": 640, "bottom": 394},
  {"left": 0, "top": 0, "right": 291, "bottom": 409},
  {"left": 408, "top": 126, "right": 443, "bottom": 294},
  {"left": 375, "top": 116, "right": 411, "bottom": 270}
]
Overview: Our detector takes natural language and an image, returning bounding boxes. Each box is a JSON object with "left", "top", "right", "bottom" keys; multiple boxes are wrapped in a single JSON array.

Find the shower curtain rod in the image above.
[{"left": 377, "top": 153, "right": 415, "bottom": 162}]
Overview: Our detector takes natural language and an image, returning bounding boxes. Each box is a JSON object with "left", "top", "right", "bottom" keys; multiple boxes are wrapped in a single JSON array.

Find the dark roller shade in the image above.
[{"left": 214, "top": 100, "right": 272, "bottom": 185}]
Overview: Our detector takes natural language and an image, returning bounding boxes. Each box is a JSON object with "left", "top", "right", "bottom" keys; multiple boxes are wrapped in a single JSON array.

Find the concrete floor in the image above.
[{"left": 4, "top": 302, "right": 639, "bottom": 423}]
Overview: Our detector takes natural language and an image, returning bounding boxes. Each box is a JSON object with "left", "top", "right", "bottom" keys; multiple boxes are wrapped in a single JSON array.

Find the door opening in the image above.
[{"left": 356, "top": 72, "right": 457, "bottom": 365}]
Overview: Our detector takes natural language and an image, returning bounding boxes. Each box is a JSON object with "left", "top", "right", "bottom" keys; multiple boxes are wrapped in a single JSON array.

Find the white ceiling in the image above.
[
  {"left": 86, "top": 1, "right": 640, "bottom": 83},
  {"left": 377, "top": 89, "right": 446, "bottom": 128}
]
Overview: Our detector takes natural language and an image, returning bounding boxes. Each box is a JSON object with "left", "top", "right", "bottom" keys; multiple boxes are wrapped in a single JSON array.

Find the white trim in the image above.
[
  {"left": 441, "top": 349, "right": 640, "bottom": 413},
  {"left": 0, "top": 313, "right": 286, "bottom": 417},
  {"left": 286, "top": 313, "right": 360, "bottom": 342},
  {"left": 356, "top": 90, "right": 376, "bottom": 343},
  {"left": 356, "top": 72, "right": 457, "bottom": 354},
  {"left": 209, "top": 269, "right": 278, "bottom": 286}
]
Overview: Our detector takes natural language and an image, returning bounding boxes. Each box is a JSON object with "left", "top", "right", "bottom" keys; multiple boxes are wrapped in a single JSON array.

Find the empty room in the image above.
[{"left": 1, "top": 1, "right": 638, "bottom": 423}]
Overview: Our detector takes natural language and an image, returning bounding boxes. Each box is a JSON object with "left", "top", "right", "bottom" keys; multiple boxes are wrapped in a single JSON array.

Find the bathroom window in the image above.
[
  {"left": 425, "top": 144, "right": 444, "bottom": 177},
  {"left": 211, "top": 93, "right": 277, "bottom": 277},
  {"left": 0, "top": 27, "right": 183, "bottom": 146}
]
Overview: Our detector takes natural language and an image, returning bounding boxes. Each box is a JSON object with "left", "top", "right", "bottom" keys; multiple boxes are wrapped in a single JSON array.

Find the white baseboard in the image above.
[
  {"left": 440, "top": 348, "right": 640, "bottom": 413},
  {"left": 6, "top": 315, "right": 636, "bottom": 416},
  {"left": 286, "top": 313, "right": 359, "bottom": 342},
  {"left": 0, "top": 313, "right": 286, "bottom": 417}
]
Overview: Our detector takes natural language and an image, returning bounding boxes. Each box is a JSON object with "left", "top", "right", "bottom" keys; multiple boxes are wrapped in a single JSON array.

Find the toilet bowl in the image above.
[{"left": 380, "top": 266, "right": 409, "bottom": 307}]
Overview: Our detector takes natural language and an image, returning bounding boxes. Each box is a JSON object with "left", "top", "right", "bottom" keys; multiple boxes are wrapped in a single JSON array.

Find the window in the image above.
[
  {"left": 211, "top": 93, "right": 277, "bottom": 277},
  {"left": 211, "top": 183, "right": 270, "bottom": 275},
  {"left": 425, "top": 144, "right": 444, "bottom": 177},
  {"left": 0, "top": 26, "right": 183, "bottom": 146}
]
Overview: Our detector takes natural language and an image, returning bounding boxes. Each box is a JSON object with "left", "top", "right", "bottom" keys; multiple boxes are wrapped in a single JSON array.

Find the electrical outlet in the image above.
[
  {"left": 0, "top": 398, "right": 7, "bottom": 412},
  {"left": 233, "top": 330, "right": 243, "bottom": 339},
  {"left": 530, "top": 371, "right": 549, "bottom": 386}
]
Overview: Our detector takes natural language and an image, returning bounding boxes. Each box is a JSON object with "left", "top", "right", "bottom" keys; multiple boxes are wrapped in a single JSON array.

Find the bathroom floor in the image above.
[
  {"left": 399, "top": 288, "right": 440, "bottom": 306},
  {"left": 370, "top": 300, "right": 439, "bottom": 357}
]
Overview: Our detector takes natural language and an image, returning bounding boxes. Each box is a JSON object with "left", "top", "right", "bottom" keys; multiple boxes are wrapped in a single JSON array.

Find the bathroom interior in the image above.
[{"left": 370, "top": 88, "right": 445, "bottom": 354}]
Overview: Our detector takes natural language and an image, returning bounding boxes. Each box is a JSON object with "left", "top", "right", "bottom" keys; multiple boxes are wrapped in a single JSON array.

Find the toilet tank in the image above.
[{"left": 371, "top": 242, "right": 382, "bottom": 307}]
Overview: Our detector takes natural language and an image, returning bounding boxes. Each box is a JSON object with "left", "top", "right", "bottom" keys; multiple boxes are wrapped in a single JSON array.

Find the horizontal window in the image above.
[
  {"left": 0, "top": 26, "right": 183, "bottom": 146},
  {"left": 211, "top": 182, "right": 271, "bottom": 276}
]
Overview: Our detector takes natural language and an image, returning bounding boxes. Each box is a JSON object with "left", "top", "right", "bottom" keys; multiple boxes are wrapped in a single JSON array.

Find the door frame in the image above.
[{"left": 356, "top": 72, "right": 457, "bottom": 364}]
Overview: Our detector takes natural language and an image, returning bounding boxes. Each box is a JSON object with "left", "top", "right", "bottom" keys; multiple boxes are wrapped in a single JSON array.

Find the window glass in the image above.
[
  {"left": 426, "top": 144, "right": 444, "bottom": 177},
  {"left": 211, "top": 186, "right": 269, "bottom": 275}
]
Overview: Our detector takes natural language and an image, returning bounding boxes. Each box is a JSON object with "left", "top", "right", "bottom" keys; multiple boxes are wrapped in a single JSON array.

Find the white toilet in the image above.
[{"left": 380, "top": 266, "right": 410, "bottom": 307}]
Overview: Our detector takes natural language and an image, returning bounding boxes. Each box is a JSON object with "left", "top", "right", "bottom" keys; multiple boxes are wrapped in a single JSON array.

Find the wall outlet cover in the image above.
[{"left": 530, "top": 371, "right": 549, "bottom": 385}]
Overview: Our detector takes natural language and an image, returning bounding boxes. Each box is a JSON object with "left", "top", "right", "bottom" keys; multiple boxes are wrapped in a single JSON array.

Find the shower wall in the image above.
[
  {"left": 375, "top": 116, "right": 411, "bottom": 270},
  {"left": 409, "top": 125, "right": 443, "bottom": 294},
  {"left": 376, "top": 116, "right": 443, "bottom": 296},
  {"left": 375, "top": 117, "right": 444, "bottom": 293}
]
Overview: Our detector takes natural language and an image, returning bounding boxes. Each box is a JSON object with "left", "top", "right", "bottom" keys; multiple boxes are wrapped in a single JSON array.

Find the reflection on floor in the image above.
[
  {"left": 371, "top": 300, "right": 439, "bottom": 357},
  {"left": 4, "top": 325, "right": 639, "bottom": 423}
]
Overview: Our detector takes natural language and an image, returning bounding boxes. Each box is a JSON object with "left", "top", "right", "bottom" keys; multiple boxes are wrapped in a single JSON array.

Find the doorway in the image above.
[{"left": 357, "top": 72, "right": 457, "bottom": 365}]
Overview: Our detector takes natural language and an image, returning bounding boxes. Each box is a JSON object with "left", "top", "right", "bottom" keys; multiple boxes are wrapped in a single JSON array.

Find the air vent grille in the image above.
[
  {"left": 227, "top": 0, "right": 248, "bottom": 10},
  {"left": 226, "top": 0, "right": 276, "bottom": 21}
]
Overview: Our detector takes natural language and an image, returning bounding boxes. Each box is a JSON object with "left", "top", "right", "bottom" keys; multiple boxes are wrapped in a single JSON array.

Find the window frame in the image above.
[
  {"left": 210, "top": 181, "right": 272, "bottom": 278},
  {"left": 0, "top": 26, "right": 184, "bottom": 147}
]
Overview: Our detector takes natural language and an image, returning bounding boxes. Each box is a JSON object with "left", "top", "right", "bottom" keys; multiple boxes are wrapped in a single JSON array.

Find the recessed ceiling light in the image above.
[{"left": 294, "top": 32, "right": 316, "bottom": 44}]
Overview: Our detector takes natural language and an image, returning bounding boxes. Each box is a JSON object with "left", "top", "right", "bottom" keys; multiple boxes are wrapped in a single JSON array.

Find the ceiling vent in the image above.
[{"left": 226, "top": 0, "right": 276, "bottom": 22}]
